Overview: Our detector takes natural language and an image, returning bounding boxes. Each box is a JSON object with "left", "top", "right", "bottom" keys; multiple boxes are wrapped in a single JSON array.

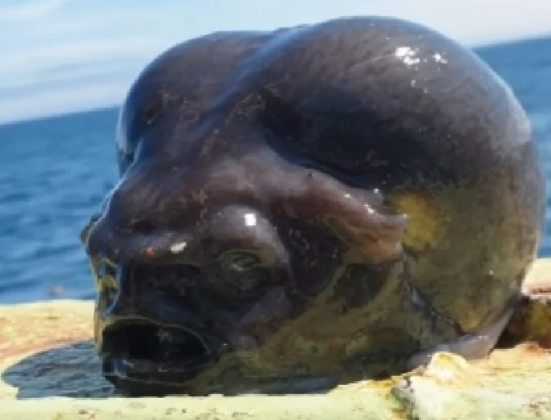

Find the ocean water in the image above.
[{"left": 0, "top": 37, "right": 550, "bottom": 305}]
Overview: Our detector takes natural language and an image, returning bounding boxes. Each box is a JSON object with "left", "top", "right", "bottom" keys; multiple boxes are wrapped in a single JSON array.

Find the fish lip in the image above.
[{"left": 99, "top": 318, "right": 217, "bottom": 391}]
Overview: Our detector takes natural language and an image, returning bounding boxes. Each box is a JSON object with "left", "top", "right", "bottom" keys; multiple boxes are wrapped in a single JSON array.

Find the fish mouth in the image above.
[{"left": 100, "top": 320, "right": 216, "bottom": 395}]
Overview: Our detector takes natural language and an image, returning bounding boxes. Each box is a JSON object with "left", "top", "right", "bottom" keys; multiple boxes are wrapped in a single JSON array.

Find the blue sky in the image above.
[{"left": 1, "top": 0, "right": 551, "bottom": 124}]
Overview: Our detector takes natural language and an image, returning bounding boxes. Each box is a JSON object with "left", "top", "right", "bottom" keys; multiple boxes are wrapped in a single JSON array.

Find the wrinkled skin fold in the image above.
[{"left": 81, "top": 16, "right": 546, "bottom": 396}]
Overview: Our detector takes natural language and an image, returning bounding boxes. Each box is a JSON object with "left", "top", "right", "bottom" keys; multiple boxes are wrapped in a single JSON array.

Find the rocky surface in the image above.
[
  {"left": 0, "top": 258, "right": 550, "bottom": 419},
  {"left": 502, "top": 258, "right": 551, "bottom": 347}
]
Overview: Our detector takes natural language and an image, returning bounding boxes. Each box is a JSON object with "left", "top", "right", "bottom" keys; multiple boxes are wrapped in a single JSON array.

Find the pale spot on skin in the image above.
[
  {"left": 364, "top": 205, "right": 376, "bottom": 214},
  {"left": 170, "top": 241, "right": 187, "bottom": 253},
  {"left": 434, "top": 53, "right": 448, "bottom": 64},
  {"left": 395, "top": 46, "right": 420, "bottom": 66},
  {"left": 244, "top": 212, "right": 257, "bottom": 227}
]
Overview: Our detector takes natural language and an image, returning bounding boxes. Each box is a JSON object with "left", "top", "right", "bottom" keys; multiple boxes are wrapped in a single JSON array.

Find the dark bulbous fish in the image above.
[{"left": 81, "top": 15, "right": 546, "bottom": 397}]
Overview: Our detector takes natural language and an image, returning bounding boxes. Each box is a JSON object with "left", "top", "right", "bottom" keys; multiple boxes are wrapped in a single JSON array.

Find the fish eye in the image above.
[{"left": 211, "top": 250, "right": 269, "bottom": 294}]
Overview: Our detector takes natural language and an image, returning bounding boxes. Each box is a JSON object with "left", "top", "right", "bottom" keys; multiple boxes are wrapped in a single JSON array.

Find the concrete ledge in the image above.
[
  {"left": 1, "top": 258, "right": 550, "bottom": 419},
  {"left": 2, "top": 387, "right": 550, "bottom": 420}
]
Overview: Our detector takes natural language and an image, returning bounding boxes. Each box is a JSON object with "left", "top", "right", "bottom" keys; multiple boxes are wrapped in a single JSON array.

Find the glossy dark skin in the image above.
[{"left": 81, "top": 16, "right": 546, "bottom": 396}]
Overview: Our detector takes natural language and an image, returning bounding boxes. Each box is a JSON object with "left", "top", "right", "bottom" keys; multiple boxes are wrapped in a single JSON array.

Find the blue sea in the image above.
[{"left": 1, "top": 37, "right": 550, "bottom": 305}]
